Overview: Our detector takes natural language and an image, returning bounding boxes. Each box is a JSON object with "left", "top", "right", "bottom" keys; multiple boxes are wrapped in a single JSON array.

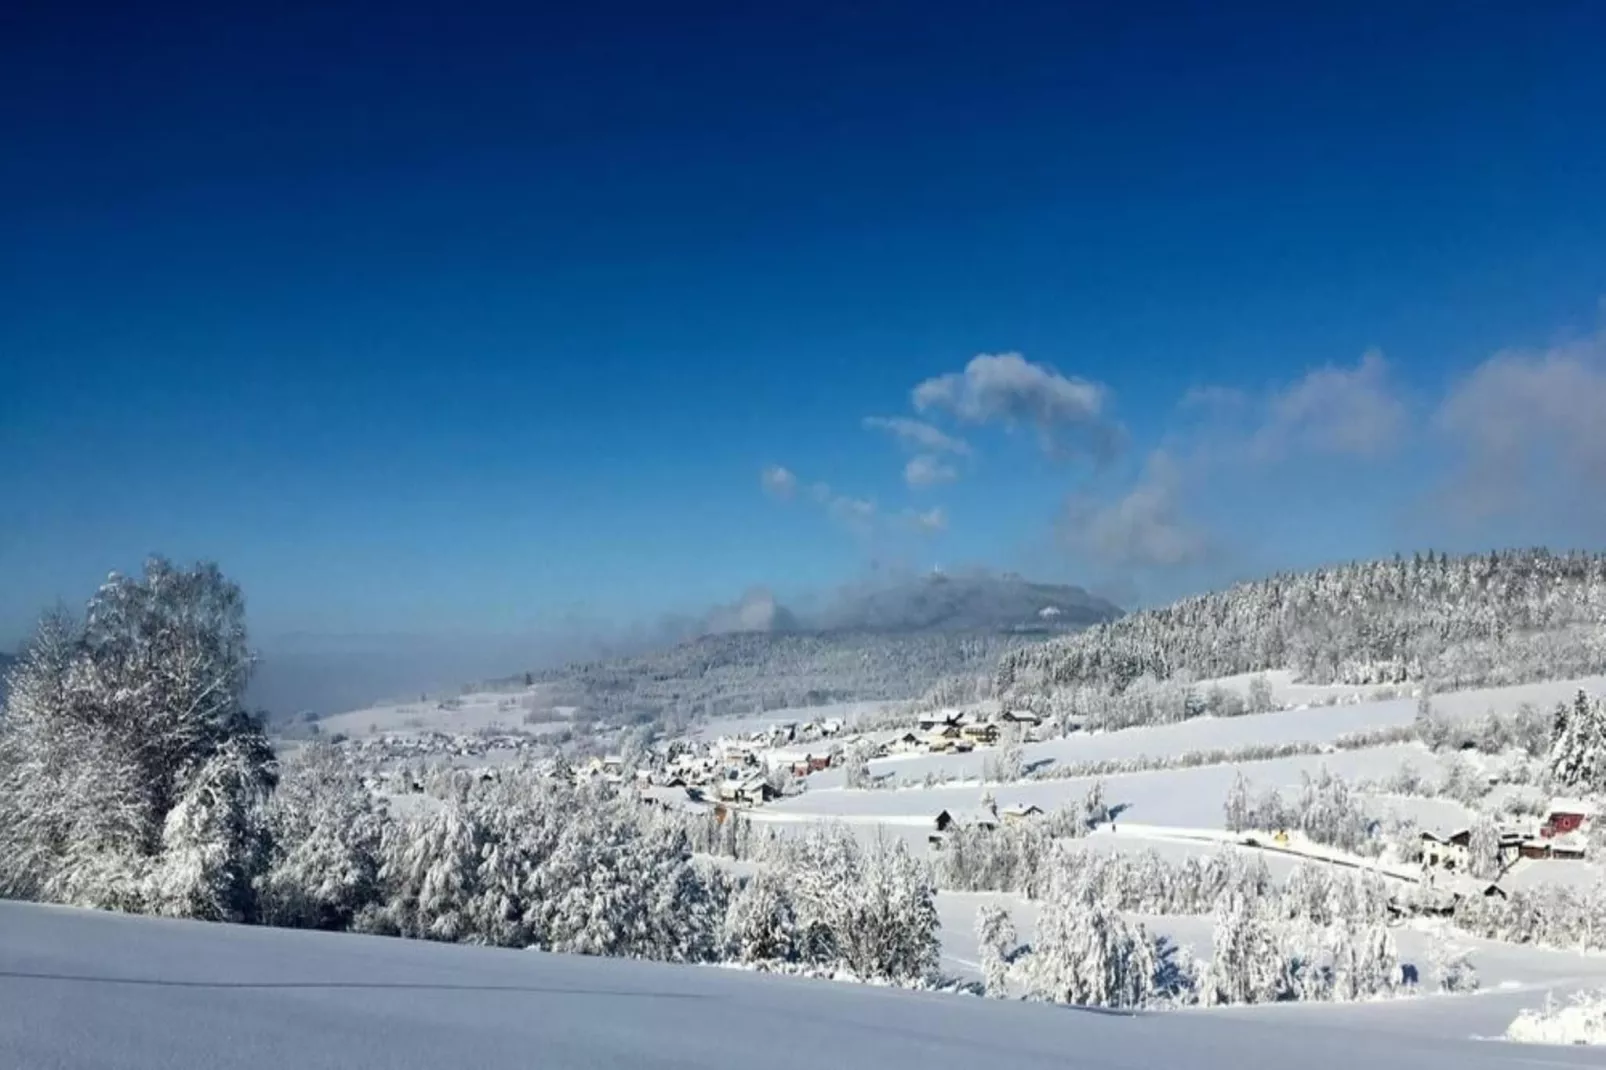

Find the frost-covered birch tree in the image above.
[{"left": 0, "top": 559, "right": 276, "bottom": 913}]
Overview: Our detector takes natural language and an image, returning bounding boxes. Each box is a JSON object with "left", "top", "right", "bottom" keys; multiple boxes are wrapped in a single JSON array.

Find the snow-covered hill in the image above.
[{"left": 1, "top": 901, "right": 1596, "bottom": 1070}]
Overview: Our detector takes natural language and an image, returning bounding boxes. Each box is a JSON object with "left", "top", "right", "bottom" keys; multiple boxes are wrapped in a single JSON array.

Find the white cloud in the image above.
[
  {"left": 903, "top": 506, "right": 947, "bottom": 533},
  {"left": 760, "top": 465, "right": 798, "bottom": 500},
  {"left": 1062, "top": 450, "right": 1209, "bottom": 569},
  {"left": 904, "top": 454, "right": 958, "bottom": 488},
  {"left": 1250, "top": 349, "right": 1406, "bottom": 460},
  {"left": 862, "top": 416, "right": 972, "bottom": 456},
  {"left": 912, "top": 352, "right": 1120, "bottom": 459},
  {"left": 827, "top": 494, "right": 878, "bottom": 536},
  {"left": 1435, "top": 331, "right": 1606, "bottom": 520}
]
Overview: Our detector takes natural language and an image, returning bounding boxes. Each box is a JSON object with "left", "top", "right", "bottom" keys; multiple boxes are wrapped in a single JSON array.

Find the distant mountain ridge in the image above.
[
  {"left": 809, "top": 572, "right": 1118, "bottom": 634},
  {"left": 512, "top": 573, "right": 1121, "bottom": 724},
  {"left": 682, "top": 572, "right": 1119, "bottom": 639}
]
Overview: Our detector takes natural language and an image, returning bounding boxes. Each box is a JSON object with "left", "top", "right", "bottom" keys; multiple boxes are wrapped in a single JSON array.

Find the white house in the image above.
[{"left": 1421, "top": 828, "right": 1471, "bottom": 871}]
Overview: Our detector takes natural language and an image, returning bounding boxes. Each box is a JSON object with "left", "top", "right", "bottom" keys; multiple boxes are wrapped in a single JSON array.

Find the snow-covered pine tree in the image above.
[
  {"left": 1468, "top": 815, "right": 1503, "bottom": 880},
  {"left": 258, "top": 743, "right": 388, "bottom": 930},
  {"left": 724, "top": 868, "right": 799, "bottom": 964},
  {"left": 1083, "top": 779, "right": 1109, "bottom": 827},
  {"left": 1550, "top": 690, "right": 1606, "bottom": 793},
  {"left": 975, "top": 903, "right": 1017, "bottom": 997},
  {"left": 1024, "top": 857, "right": 1160, "bottom": 1009},
  {"left": 1201, "top": 891, "right": 1291, "bottom": 1006},
  {"left": 1223, "top": 772, "right": 1251, "bottom": 833}
]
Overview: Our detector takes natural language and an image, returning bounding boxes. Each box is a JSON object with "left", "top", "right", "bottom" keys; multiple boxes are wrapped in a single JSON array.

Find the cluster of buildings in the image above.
[
  {"left": 339, "top": 730, "right": 540, "bottom": 762},
  {"left": 1420, "top": 798, "right": 1596, "bottom": 876},
  {"left": 895, "top": 707, "right": 1046, "bottom": 755}
]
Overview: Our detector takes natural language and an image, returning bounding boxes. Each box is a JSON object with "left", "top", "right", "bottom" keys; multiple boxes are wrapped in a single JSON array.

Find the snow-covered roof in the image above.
[{"left": 1547, "top": 797, "right": 1597, "bottom": 816}]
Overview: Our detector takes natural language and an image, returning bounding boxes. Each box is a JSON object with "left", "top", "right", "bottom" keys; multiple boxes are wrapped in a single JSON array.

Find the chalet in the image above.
[
  {"left": 1001, "top": 803, "right": 1045, "bottom": 823},
  {"left": 1541, "top": 798, "right": 1595, "bottom": 838},
  {"left": 1420, "top": 829, "right": 1472, "bottom": 871},
  {"left": 1416, "top": 874, "right": 1507, "bottom": 915},
  {"left": 819, "top": 718, "right": 845, "bottom": 736},
  {"left": 716, "top": 777, "right": 776, "bottom": 806},
  {"left": 961, "top": 722, "right": 1000, "bottom": 745},
  {"left": 638, "top": 785, "right": 713, "bottom": 816},
  {"left": 917, "top": 711, "right": 963, "bottom": 732},
  {"left": 890, "top": 731, "right": 924, "bottom": 754},
  {"left": 999, "top": 709, "right": 1043, "bottom": 727},
  {"left": 930, "top": 806, "right": 1001, "bottom": 845},
  {"left": 1521, "top": 838, "right": 1589, "bottom": 861}
]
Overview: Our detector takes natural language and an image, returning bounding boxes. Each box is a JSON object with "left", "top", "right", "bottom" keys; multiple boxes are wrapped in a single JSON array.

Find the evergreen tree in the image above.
[
  {"left": 976, "top": 904, "right": 1017, "bottom": 997},
  {"left": 1468, "top": 815, "right": 1503, "bottom": 880}
]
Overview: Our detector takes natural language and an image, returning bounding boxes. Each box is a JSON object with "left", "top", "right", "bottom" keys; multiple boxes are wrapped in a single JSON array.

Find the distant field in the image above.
[{"left": 309, "top": 686, "right": 570, "bottom": 739}]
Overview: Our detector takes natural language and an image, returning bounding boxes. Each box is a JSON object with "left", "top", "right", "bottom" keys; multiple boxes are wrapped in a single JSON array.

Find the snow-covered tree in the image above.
[
  {"left": 0, "top": 560, "right": 275, "bottom": 913},
  {"left": 1550, "top": 690, "right": 1606, "bottom": 793},
  {"left": 258, "top": 744, "right": 388, "bottom": 930},
  {"left": 841, "top": 742, "right": 873, "bottom": 790},
  {"left": 975, "top": 904, "right": 1017, "bottom": 997},
  {"left": 723, "top": 868, "right": 799, "bottom": 964},
  {"left": 1024, "top": 858, "right": 1161, "bottom": 1009},
  {"left": 1246, "top": 674, "right": 1275, "bottom": 714},
  {"left": 1201, "top": 891, "right": 1292, "bottom": 1006},
  {"left": 1083, "top": 780, "right": 1109, "bottom": 827},
  {"left": 1468, "top": 815, "right": 1503, "bottom": 880},
  {"left": 1507, "top": 990, "right": 1606, "bottom": 1046},
  {"left": 774, "top": 825, "right": 939, "bottom": 983},
  {"left": 148, "top": 733, "right": 276, "bottom": 922},
  {"left": 1332, "top": 923, "right": 1402, "bottom": 1000},
  {"left": 1429, "top": 941, "right": 1479, "bottom": 993},
  {"left": 984, "top": 725, "right": 1025, "bottom": 783},
  {"left": 1223, "top": 772, "right": 1251, "bottom": 832}
]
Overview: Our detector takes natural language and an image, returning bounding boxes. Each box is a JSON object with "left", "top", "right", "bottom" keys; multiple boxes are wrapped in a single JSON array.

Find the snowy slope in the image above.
[
  {"left": 2, "top": 902, "right": 1598, "bottom": 1069},
  {"left": 767, "top": 745, "right": 1425, "bottom": 827}
]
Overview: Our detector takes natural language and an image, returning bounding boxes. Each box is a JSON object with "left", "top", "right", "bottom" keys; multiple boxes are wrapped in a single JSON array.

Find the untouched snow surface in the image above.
[
  {"left": 766, "top": 745, "right": 1425, "bottom": 827},
  {"left": 3, "top": 902, "right": 1602, "bottom": 1069}
]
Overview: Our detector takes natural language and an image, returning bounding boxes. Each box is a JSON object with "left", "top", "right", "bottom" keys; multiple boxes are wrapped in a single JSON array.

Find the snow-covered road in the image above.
[{"left": 3, "top": 902, "right": 1601, "bottom": 1068}]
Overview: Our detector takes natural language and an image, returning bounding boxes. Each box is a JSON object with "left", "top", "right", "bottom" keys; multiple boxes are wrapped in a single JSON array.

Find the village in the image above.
[{"left": 599, "top": 704, "right": 1049, "bottom": 809}]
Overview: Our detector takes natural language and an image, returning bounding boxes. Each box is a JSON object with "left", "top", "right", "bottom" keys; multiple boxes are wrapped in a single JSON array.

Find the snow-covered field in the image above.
[
  {"left": 768, "top": 745, "right": 1425, "bottom": 827},
  {"left": 875, "top": 700, "right": 1420, "bottom": 782},
  {"left": 4, "top": 901, "right": 1601, "bottom": 1068},
  {"left": 312, "top": 688, "right": 569, "bottom": 739}
]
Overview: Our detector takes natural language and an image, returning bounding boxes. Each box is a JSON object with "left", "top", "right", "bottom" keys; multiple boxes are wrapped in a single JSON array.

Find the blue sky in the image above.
[{"left": 4, "top": 2, "right": 1606, "bottom": 655}]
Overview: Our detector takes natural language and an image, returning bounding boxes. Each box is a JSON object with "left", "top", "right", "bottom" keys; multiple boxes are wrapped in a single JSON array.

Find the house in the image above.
[
  {"left": 716, "top": 777, "right": 775, "bottom": 806},
  {"left": 999, "top": 709, "right": 1042, "bottom": 727},
  {"left": 930, "top": 806, "right": 1001, "bottom": 845},
  {"left": 917, "top": 711, "right": 962, "bottom": 732},
  {"left": 1416, "top": 873, "right": 1507, "bottom": 915},
  {"left": 890, "top": 731, "right": 924, "bottom": 753},
  {"left": 1000, "top": 803, "right": 1044, "bottom": 823},
  {"left": 820, "top": 718, "right": 845, "bottom": 737},
  {"left": 1541, "top": 798, "right": 1595, "bottom": 838},
  {"left": 638, "top": 785, "right": 713, "bottom": 816},
  {"left": 1421, "top": 829, "right": 1472, "bottom": 871},
  {"left": 961, "top": 722, "right": 1000, "bottom": 744}
]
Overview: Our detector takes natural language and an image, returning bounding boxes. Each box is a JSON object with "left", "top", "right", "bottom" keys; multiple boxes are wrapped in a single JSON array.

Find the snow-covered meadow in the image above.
[{"left": 10, "top": 900, "right": 1601, "bottom": 1070}]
